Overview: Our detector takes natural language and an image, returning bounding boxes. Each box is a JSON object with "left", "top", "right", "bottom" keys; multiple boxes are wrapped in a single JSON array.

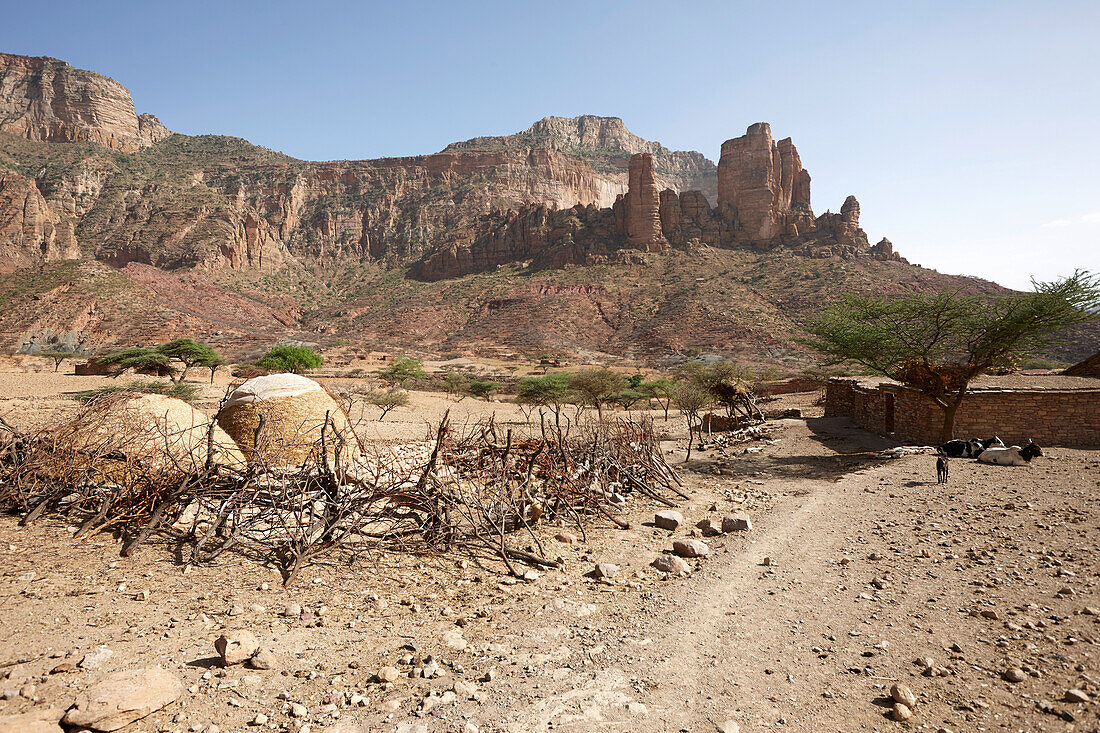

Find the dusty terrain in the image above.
[{"left": 0, "top": 367, "right": 1097, "bottom": 732}]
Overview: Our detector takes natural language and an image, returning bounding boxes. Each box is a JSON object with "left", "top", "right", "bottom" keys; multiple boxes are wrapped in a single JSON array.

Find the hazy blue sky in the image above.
[{"left": 3, "top": 0, "right": 1097, "bottom": 289}]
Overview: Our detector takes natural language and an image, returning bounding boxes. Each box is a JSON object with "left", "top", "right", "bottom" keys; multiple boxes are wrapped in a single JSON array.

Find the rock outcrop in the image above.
[
  {"left": 0, "top": 54, "right": 902, "bottom": 286},
  {"left": 717, "top": 122, "right": 815, "bottom": 240},
  {"left": 0, "top": 172, "right": 79, "bottom": 271},
  {"left": 616, "top": 153, "right": 667, "bottom": 252},
  {"left": 0, "top": 54, "right": 170, "bottom": 151}
]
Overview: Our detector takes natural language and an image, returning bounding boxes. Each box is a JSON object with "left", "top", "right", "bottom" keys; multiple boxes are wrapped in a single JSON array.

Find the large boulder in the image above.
[{"left": 62, "top": 667, "right": 183, "bottom": 731}]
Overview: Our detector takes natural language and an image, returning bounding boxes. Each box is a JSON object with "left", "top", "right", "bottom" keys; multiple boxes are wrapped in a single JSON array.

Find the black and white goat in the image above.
[
  {"left": 977, "top": 440, "right": 1043, "bottom": 466},
  {"left": 937, "top": 436, "right": 1004, "bottom": 458}
]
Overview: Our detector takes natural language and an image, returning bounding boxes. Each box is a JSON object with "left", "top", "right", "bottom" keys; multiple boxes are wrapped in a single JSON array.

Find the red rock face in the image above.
[
  {"left": 624, "top": 153, "right": 667, "bottom": 252},
  {"left": 717, "top": 123, "right": 813, "bottom": 240},
  {"left": 0, "top": 172, "right": 79, "bottom": 272},
  {"left": 0, "top": 54, "right": 170, "bottom": 152}
]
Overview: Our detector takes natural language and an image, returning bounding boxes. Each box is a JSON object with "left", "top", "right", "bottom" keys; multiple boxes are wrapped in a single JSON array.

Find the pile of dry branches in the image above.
[{"left": 0, "top": 401, "right": 682, "bottom": 585}]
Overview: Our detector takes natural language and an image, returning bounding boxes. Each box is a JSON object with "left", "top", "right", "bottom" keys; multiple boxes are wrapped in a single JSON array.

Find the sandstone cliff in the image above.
[{"left": 0, "top": 54, "right": 170, "bottom": 151}]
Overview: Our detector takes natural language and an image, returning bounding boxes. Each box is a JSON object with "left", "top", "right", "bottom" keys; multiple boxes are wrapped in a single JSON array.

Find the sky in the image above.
[{"left": 2, "top": 0, "right": 1097, "bottom": 289}]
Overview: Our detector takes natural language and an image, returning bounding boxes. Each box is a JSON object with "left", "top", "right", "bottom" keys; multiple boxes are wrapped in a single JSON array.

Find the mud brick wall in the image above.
[
  {"left": 825, "top": 380, "right": 1100, "bottom": 448},
  {"left": 824, "top": 379, "right": 857, "bottom": 418}
]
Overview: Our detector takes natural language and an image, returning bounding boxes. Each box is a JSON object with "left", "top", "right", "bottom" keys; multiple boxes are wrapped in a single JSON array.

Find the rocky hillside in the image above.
[{"left": 0, "top": 52, "right": 1092, "bottom": 365}]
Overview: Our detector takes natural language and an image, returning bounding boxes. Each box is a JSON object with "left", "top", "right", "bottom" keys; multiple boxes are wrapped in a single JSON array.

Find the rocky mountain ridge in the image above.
[{"left": 4, "top": 52, "right": 1085, "bottom": 365}]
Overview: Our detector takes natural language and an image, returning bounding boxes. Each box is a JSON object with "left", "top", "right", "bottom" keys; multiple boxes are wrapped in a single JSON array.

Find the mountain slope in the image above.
[{"left": 1, "top": 52, "right": 1092, "bottom": 365}]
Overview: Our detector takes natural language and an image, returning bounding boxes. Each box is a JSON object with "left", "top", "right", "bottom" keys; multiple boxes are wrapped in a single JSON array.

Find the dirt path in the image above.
[{"left": 480, "top": 420, "right": 1098, "bottom": 732}]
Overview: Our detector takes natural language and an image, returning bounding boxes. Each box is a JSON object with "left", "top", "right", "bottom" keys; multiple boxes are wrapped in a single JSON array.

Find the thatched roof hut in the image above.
[
  {"left": 66, "top": 392, "right": 245, "bottom": 477},
  {"left": 217, "top": 373, "right": 362, "bottom": 468}
]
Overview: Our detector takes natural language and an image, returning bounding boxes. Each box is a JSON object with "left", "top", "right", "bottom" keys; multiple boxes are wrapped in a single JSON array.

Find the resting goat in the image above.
[
  {"left": 937, "top": 436, "right": 1004, "bottom": 458},
  {"left": 977, "top": 440, "right": 1043, "bottom": 466}
]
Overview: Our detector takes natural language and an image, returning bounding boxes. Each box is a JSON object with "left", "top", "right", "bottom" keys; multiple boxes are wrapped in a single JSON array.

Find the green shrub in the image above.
[{"left": 257, "top": 345, "right": 323, "bottom": 374}]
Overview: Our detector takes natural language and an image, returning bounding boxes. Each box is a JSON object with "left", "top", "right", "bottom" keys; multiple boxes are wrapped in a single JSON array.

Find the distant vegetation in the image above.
[
  {"left": 71, "top": 380, "right": 200, "bottom": 404},
  {"left": 256, "top": 345, "right": 322, "bottom": 374}
]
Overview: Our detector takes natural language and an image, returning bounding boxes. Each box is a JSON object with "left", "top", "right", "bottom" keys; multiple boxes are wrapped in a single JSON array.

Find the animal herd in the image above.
[{"left": 933, "top": 436, "right": 1044, "bottom": 482}]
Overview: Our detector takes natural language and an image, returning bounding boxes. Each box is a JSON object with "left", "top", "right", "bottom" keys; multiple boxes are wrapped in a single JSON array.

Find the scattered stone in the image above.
[
  {"left": 249, "top": 648, "right": 275, "bottom": 670},
  {"left": 697, "top": 518, "right": 720, "bottom": 536},
  {"left": 289, "top": 702, "right": 308, "bottom": 718},
  {"left": 283, "top": 603, "right": 302, "bottom": 618},
  {"left": 652, "top": 555, "right": 691, "bottom": 575},
  {"left": 377, "top": 666, "right": 400, "bottom": 683},
  {"left": 715, "top": 722, "right": 740, "bottom": 733},
  {"left": 214, "top": 630, "right": 260, "bottom": 666},
  {"left": 672, "top": 538, "right": 709, "bottom": 558},
  {"left": 890, "top": 684, "right": 917, "bottom": 708},
  {"left": 50, "top": 663, "right": 75, "bottom": 675},
  {"left": 654, "top": 510, "right": 684, "bottom": 530},
  {"left": 554, "top": 532, "right": 577, "bottom": 544},
  {"left": 891, "top": 703, "right": 913, "bottom": 721},
  {"left": 979, "top": 609, "right": 1000, "bottom": 620},
  {"left": 0, "top": 707, "right": 65, "bottom": 733},
  {"left": 78, "top": 645, "right": 113, "bottom": 670},
  {"left": 593, "top": 563, "right": 620, "bottom": 579},
  {"left": 62, "top": 668, "right": 183, "bottom": 732},
  {"left": 1065, "top": 689, "right": 1089, "bottom": 703},
  {"left": 626, "top": 701, "right": 648, "bottom": 716},
  {"left": 251, "top": 713, "right": 268, "bottom": 725},
  {"left": 452, "top": 680, "right": 478, "bottom": 698},
  {"left": 721, "top": 513, "right": 751, "bottom": 532},
  {"left": 1003, "top": 668, "right": 1027, "bottom": 683},
  {"left": 442, "top": 630, "right": 467, "bottom": 651}
]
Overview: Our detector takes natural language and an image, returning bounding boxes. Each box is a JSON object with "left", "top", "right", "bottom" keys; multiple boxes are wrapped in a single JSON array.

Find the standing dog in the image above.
[{"left": 936, "top": 455, "right": 949, "bottom": 484}]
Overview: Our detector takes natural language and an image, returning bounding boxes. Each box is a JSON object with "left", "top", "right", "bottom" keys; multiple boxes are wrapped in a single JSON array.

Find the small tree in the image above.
[
  {"left": 257, "top": 345, "right": 323, "bottom": 374},
  {"left": 157, "top": 339, "right": 220, "bottom": 382},
  {"left": 98, "top": 347, "right": 177, "bottom": 381},
  {"left": 517, "top": 373, "right": 574, "bottom": 422},
  {"left": 569, "top": 368, "right": 625, "bottom": 419},
  {"left": 39, "top": 350, "right": 77, "bottom": 372},
  {"left": 610, "top": 388, "right": 646, "bottom": 411},
  {"left": 366, "top": 388, "right": 409, "bottom": 420},
  {"left": 672, "top": 379, "right": 710, "bottom": 462},
  {"left": 799, "top": 271, "right": 1100, "bottom": 441},
  {"left": 376, "top": 357, "right": 426, "bottom": 387},
  {"left": 198, "top": 354, "right": 227, "bottom": 383},
  {"left": 468, "top": 380, "right": 497, "bottom": 401},
  {"left": 641, "top": 377, "right": 676, "bottom": 421},
  {"left": 442, "top": 371, "right": 469, "bottom": 401}
]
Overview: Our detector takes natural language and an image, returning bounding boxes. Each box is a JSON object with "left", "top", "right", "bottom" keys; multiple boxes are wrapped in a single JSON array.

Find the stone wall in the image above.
[{"left": 826, "top": 379, "right": 1100, "bottom": 448}]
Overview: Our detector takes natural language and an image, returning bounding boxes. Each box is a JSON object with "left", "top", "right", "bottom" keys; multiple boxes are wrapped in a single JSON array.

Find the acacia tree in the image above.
[
  {"left": 366, "top": 388, "right": 409, "bottom": 420},
  {"left": 98, "top": 347, "right": 177, "bottom": 381},
  {"left": 799, "top": 270, "right": 1100, "bottom": 441},
  {"left": 641, "top": 377, "right": 676, "bottom": 421},
  {"left": 569, "top": 368, "right": 625, "bottom": 419},
  {"left": 39, "top": 350, "right": 77, "bottom": 372},
  {"left": 442, "top": 371, "right": 469, "bottom": 401},
  {"left": 516, "top": 373, "right": 574, "bottom": 423},
  {"left": 199, "top": 354, "right": 227, "bottom": 383},
  {"left": 376, "top": 357, "right": 426, "bottom": 387},
  {"left": 158, "top": 339, "right": 220, "bottom": 382},
  {"left": 468, "top": 380, "right": 497, "bottom": 401},
  {"left": 672, "top": 379, "right": 710, "bottom": 462}
]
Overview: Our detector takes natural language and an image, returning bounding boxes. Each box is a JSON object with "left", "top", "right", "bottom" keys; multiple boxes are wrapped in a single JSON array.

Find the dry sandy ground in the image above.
[{"left": 0, "top": 369, "right": 1097, "bottom": 732}]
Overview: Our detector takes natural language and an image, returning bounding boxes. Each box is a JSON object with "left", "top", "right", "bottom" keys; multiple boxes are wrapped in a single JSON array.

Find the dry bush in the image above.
[{"left": 0, "top": 401, "right": 682, "bottom": 585}]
